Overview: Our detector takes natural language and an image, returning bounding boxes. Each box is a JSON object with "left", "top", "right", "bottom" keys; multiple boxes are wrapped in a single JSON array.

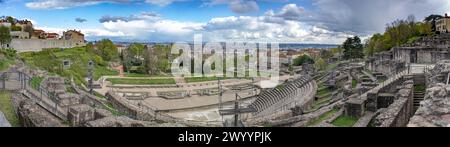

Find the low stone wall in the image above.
[
  {"left": 10, "top": 39, "right": 85, "bottom": 52},
  {"left": 106, "top": 92, "right": 139, "bottom": 119},
  {"left": 13, "top": 93, "right": 66, "bottom": 127},
  {"left": 106, "top": 91, "right": 180, "bottom": 123},
  {"left": 71, "top": 80, "right": 107, "bottom": 108},
  {"left": 372, "top": 80, "right": 414, "bottom": 127}
]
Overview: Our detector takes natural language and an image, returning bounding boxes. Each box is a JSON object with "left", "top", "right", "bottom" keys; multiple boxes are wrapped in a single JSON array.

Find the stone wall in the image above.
[
  {"left": 366, "top": 51, "right": 405, "bottom": 77},
  {"left": 372, "top": 80, "right": 414, "bottom": 127},
  {"left": 106, "top": 91, "right": 180, "bottom": 123},
  {"left": 106, "top": 92, "right": 139, "bottom": 119},
  {"left": 13, "top": 94, "right": 66, "bottom": 127},
  {"left": 9, "top": 39, "right": 86, "bottom": 52},
  {"left": 408, "top": 84, "right": 450, "bottom": 127}
]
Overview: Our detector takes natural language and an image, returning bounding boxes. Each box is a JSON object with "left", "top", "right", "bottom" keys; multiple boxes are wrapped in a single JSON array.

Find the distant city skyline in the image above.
[{"left": 1, "top": 0, "right": 449, "bottom": 44}]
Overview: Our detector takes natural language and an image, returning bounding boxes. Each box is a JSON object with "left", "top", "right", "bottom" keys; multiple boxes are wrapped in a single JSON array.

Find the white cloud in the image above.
[
  {"left": 203, "top": 0, "right": 260, "bottom": 14},
  {"left": 302, "top": 0, "right": 450, "bottom": 34},
  {"left": 25, "top": 0, "right": 131, "bottom": 9},
  {"left": 82, "top": 6, "right": 352, "bottom": 43},
  {"left": 30, "top": 1, "right": 450, "bottom": 44},
  {"left": 144, "top": 0, "right": 185, "bottom": 6},
  {"left": 25, "top": 0, "right": 188, "bottom": 9}
]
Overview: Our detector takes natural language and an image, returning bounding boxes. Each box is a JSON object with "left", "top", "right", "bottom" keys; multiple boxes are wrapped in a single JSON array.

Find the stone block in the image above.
[
  {"left": 344, "top": 98, "right": 365, "bottom": 118},
  {"left": 366, "top": 92, "right": 378, "bottom": 112},
  {"left": 68, "top": 104, "right": 95, "bottom": 126},
  {"left": 94, "top": 109, "right": 113, "bottom": 119},
  {"left": 377, "top": 93, "right": 395, "bottom": 109}
]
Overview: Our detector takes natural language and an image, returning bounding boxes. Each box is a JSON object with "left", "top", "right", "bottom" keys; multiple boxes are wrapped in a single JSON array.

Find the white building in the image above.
[
  {"left": 0, "top": 22, "right": 11, "bottom": 28},
  {"left": 10, "top": 31, "right": 30, "bottom": 39}
]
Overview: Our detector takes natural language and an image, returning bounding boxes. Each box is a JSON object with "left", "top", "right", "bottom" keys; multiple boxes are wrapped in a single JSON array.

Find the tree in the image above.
[
  {"left": 293, "top": 55, "right": 315, "bottom": 66},
  {"left": 320, "top": 49, "right": 334, "bottom": 60},
  {"left": 143, "top": 45, "right": 159, "bottom": 75},
  {"left": 128, "top": 43, "right": 145, "bottom": 57},
  {"left": 364, "top": 15, "right": 433, "bottom": 55},
  {"left": 6, "top": 16, "right": 14, "bottom": 24},
  {"left": 86, "top": 42, "right": 95, "bottom": 53},
  {"left": 0, "top": 26, "right": 11, "bottom": 49},
  {"left": 330, "top": 48, "right": 342, "bottom": 55},
  {"left": 364, "top": 33, "right": 383, "bottom": 56},
  {"left": 95, "top": 39, "right": 119, "bottom": 61},
  {"left": 314, "top": 58, "right": 327, "bottom": 71},
  {"left": 10, "top": 25, "right": 22, "bottom": 31},
  {"left": 122, "top": 43, "right": 145, "bottom": 73},
  {"left": 424, "top": 14, "right": 443, "bottom": 22},
  {"left": 342, "top": 36, "right": 364, "bottom": 60}
]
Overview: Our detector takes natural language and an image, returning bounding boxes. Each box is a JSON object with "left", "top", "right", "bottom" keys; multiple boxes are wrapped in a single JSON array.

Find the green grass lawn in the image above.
[
  {"left": 124, "top": 73, "right": 171, "bottom": 78},
  {"left": 107, "top": 78, "right": 176, "bottom": 85},
  {"left": 30, "top": 77, "right": 44, "bottom": 90},
  {"left": 0, "top": 91, "right": 20, "bottom": 127},
  {"left": 317, "top": 88, "right": 330, "bottom": 97},
  {"left": 307, "top": 108, "right": 339, "bottom": 126},
  {"left": 0, "top": 58, "right": 15, "bottom": 71},
  {"left": 94, "top": 66, "right": 119, "bottom": 80},
  {"left": 19, "top": 47, "right": 119, "bottom": 86},
  {"left": 312, "top": 97, "right": 332, "bottom": 109},
  {"left": 331, "top": 115, "right": 359, "bottom": 127},
  {"left": 104, "top": 103, "right": 124, "bottom": 116},
  {"left": 184, "top": 77, "right": 232, "bottom": 83},
  {"left": 414, "top": 84, "right": 426, "bottom": 92},
  {"left": 352, "top": 79, "right": 358, "bottom": 88}
]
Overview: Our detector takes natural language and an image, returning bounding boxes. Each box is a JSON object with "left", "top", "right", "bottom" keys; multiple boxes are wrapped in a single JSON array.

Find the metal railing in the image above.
[{"left": 1, "top": 71, "right": 69, "bottom": 121}]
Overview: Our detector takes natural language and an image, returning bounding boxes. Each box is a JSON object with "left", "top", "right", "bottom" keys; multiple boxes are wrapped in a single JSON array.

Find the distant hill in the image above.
[
  {"left": 278, "top": 44, "right": 338, "bottom": 50},
  {"left": 112, "top": 41, "right": 338, "bottom": 50}
]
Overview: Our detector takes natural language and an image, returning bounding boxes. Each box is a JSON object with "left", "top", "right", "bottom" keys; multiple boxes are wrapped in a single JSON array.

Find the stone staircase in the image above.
[{"left": 413, "top": 91, "right": 425, "bottom": 112}]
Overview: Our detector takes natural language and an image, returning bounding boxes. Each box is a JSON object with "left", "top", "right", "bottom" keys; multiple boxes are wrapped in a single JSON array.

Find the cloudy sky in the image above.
[{"left": 0, "top": 0, "right": 449, "bottom": 44}]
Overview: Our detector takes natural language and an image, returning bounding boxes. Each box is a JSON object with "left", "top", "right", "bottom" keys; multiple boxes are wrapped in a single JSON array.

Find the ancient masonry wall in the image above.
[
  {"left": 105, "top": 92, "right": 179, "bottom": 123},
  {"left": 372, "top": 80, "right": 414, "bottom": 127},
  {"left": 106, "top": 92, "right": 140, "bottom": 119},
  {"left": 10, "top": 39, "right": 86, "bottom": 52}
]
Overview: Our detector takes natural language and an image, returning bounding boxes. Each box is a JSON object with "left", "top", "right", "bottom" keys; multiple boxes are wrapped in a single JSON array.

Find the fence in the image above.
[
  {"left": 360, "top": 69, "right": 409, "bottom": 100},
  {"left": 1, "top": 71, "right": 68, "bottom": 121}
]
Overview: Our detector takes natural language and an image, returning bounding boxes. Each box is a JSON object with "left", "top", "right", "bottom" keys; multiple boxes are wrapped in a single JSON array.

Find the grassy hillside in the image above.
[
  {"left": 19, "top": 47, "right": 119, "bottom": 86},
  {"left": 0, "top": 91, "right": 20, "bottom": 127},
  {"left": 0, "top": 48, "right": 17, "bottom": 71}
]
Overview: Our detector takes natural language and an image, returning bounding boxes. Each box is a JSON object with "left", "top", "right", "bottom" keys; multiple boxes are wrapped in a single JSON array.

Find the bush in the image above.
[
  {"left": 93, "top": 55, "right": 106, "bottom": 66},
  {"left": 10, "top": 25, "right": 22, "bottom": 31},
  {"left": 1, "top": 48, "right": 17, "bottom": 58},
  {"left": 293, "top": 55, "right": 314, "bottom": 66}
]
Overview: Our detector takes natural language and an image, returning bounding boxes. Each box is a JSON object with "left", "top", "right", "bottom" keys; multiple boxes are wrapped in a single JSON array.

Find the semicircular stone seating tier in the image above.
[{"left": 249, "top": 75, "right": 317, "bottom": 117}]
